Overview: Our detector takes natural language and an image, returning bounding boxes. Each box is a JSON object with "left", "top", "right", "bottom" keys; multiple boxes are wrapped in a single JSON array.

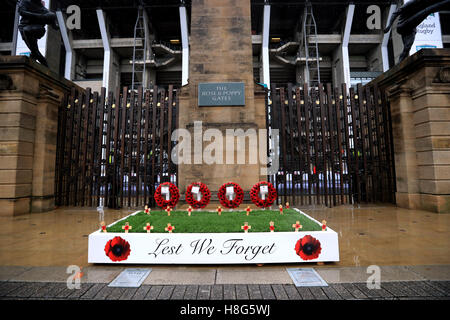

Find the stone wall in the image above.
[
  {"left": 374, "top": 49, "right": 450, "bottom": 213},
  {"left": 0, "top": 56, "right": 80, "bottom": 216}
]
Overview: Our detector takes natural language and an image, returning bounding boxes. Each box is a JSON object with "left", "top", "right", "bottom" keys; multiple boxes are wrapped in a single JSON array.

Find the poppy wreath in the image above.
[
  {"left": 154, "top": 182, "right": 180, "bottom": 209},
  {"left": 249, "top": 181, "right": 277, "bottom": 208},
  {"left": 185, "top": 182, "right": 211, "bottom": 209},
  {"left": 104, "top": 236, "right": 131, "bottom": 262},
  {"left": 294, "top": 235, "right": 322, "bottom": 261},
  {"left": 217, "top": 182, "right": 244, "bottom": 209}
]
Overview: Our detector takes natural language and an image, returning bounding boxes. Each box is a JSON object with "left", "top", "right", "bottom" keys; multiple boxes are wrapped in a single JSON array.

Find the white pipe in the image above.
[
  {"left": 262, "top": 4, "right": 271, "bottom": 88},
  {"left": 96, "top": 9, "right": 111, "bottom": 92},
  {"left": 382, "top": 4, "right": 397, "bottom": 72},
  {"left": 179, "top": 5, "right": 189, "bottom": 86},
  {"left": 56, "top": 10, "right": 73, "bottom": 80}
]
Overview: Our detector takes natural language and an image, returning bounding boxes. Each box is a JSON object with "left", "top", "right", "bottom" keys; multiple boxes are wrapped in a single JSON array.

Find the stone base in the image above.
[
  {"left": 0, "top": 198, "right": 30, "bottom": 216},
  {"left": 396, "top": 192, "right": 450, "bottom": 213}
]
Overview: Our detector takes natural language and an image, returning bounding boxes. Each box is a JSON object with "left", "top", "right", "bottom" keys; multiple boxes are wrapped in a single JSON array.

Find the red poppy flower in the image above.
[
  {"left": 185, "top": 182, "right": 211, "bottom": 209},
  {"left": 154, "top": 182, "right": 180, "bottom": 209},
  {"left": 269, "top": 226, "right": 275, "bottom": 231},
  {"left": 217, "top": 182, "right": 244, "bottom": 209},
  {"left": 104, "top": 236, "right": 131, "bottom": 262},
  {"left": 249, "top": 181, "right": 277, "bottom": 208},
  {"left": 294, "top": 235, "right": 322, "bottom": 261}
]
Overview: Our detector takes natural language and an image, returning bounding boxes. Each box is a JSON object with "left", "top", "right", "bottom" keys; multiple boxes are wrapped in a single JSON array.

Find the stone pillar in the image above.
[
  {"left": 375, "top": 49, "right": 450, "bottom": 213},
  {"left": 178, "top": 0, "right": 267, "bottom": 195},
  {"left": 0, "top": 56, "right": 78, "bottom": 215}
]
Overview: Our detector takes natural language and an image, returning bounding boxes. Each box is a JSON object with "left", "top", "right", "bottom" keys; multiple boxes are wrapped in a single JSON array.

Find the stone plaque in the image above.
[{"left": 198, "top": 82, "right": 245, "bottom": 106}]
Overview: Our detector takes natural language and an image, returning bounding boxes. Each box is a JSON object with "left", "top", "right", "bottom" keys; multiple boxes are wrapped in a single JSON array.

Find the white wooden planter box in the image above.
[{"left": 88, "top": 209, "right": 339, "bottom": 264}]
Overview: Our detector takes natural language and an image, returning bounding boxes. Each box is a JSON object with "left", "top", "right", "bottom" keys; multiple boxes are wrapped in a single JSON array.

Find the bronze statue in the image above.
[
  {"left": 384, "top": 0, "right": 450, "bottom": 63},
  {"left": 18, "top": 0, "right": 59, "bottom": 67}
]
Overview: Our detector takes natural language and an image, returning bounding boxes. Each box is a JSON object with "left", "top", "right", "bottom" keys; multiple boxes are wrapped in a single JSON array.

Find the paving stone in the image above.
[
  {"left": 403, "top": 281, "right": 435, "bottom": 297},
  {"left": 424, "top": 281, "right": 447, "bottom": 297},
  {"left": 295, "top": 287, "right": 315, "bottom": 300},
  {"left": 309, "top": 287, "right": 329, "bottom": 300},
  {"left": 29, "top": 282, "right": 58, "bottom": 298},
  {"left": 171, "top": 285, "right": 187, "bottom": 300},
  {"left": 62, "top": 283, "right": 94, "bottom": 299},
  {"left": 396, "top": 281, "right": 424, "bottom": 297},
  {"left": 118, "top": 287, "right": 138, "bottom": 300},
  {"left": 271, "top": 284, "right": 289, "bottom": 300},
  {"left": 428, "top": 281, "right": 450, "bottom": 295},
  {"left": 283, "top": 284, "right": 301, "bottom": 300},
  {"left": 183, "top": 285, "right": 198, "bottom": 300},
  {"left": 354, "top": 282, "right": 393, "bottom": 298},
  {"left": 145, "top": 285, "right": 163, "bottom": 300},
  {"left": 157, "top": 285, "right": 175, "bottom": 300},
  {"left": 259, "top": 284, "right": 275, "bottom": 300},
  {"left": 131, "top": 285, "right": 151, "bottom": 300},
  {"left": 248, "top": 284, "right": 262, "bottom": 300},
  {"left": 197, "top": 285, "right": 211, "bottom": 300},
  {"left": 210, "top": 285, "right": 223, "bottom": 300},
  {"left": 321, "top": 286, "right": 343, "bottom": 300},
  {"left": 235, "top": 284, "right": 249, "bottom": 300},
  {"left": 223, "top": 284, "right": 236, "bottom": 300},
  {"left": 80, "top": 283, "right": 107, "bottom": 299},
  {"left": 107, "top": 287, "right": 127, "bottom": 300},
  {"left": 0, "top": 281, "right": 27, "bottom": 296},
  {"left": 42, "top": 283, "right": 70, "bottom": 298},
  {"left": 342, "top": 283, "right": 368, "bottom": 299},
  {"left": 381, "top": 282, "right": 409, "bottom": 297},
  {"left": 330, "top": 284, "right": 355, "bottom": 300},
  {"left": 93, "top": 285, "right": 115, "bottom": 300},
  {"left": 10, "top": 282, "right": 47, "bottom": 298}
]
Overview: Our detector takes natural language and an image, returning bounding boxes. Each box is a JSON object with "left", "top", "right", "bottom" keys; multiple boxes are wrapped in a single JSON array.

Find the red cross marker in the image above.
[
  {"left": 100, "top": 221, "right": 107, "bottom": 233},
  {"left": 292, "top": 221, "right": 303, "bottom": 232},
  {"left": 279, "top": 204, "right": 283, "bottom": 215},
  {"left": 286, "top": 202, "right": 290, "bottom": 209},
  {"left": 165, "top": 206, "right": 172, "bottom": 216},
  {"left": 187, "top": 206, "right": 193, "bottom": 216},
  {"left": 144, "top": 205, "right": 151, "bottom": 215},
  {"left": 217, "top": 206, "right": 222, "bottom": 216},
  {"left": 322, "top": 220, "right": 327, "bottom": 231},
  {"left": 143, "top": 223, "right": 154, "bottom": 233},
  {"left": 241, "top": 222, "right": 251, "bottom": 233},
  {"left": 269, "top": 221, "right": 275, "bottom": 232},
  {"left": 246, "top": 206, "right": 252, "bottom": 216},
  {"left": 165, "top": 223, "right": 175, "bottom": 233},
  {"left": 122, "top": 222, "right": 132, "bottom": 233}
]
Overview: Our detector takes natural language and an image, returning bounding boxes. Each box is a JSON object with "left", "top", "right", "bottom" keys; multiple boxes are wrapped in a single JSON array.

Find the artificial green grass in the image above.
[{"left": 105, "top": 209, "right": 322, "bottom": 233}]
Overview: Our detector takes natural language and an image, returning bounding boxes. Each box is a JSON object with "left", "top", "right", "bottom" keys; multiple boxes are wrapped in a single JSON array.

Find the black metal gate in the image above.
[{"left": 268, "top": 82, "right": 396, "bottom": 207}]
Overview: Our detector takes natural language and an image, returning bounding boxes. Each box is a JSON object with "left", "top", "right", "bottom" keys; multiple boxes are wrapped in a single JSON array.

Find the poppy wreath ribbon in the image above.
[
  {"left": 154, "top": 182, "right": 180, "bottom": 209},
  {"left": 249, "top": 181, "right": 277, "bottom": 208},
  {"left": 185, "top": 182, "right": 211, "bottom": 209},
  {"left": 217, "top": 182, "right": 244, "bottom": 209}
]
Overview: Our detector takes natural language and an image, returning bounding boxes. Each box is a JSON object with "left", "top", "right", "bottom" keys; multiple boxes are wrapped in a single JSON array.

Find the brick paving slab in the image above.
[
  {"left": 197, "top": 285, "right": 211, "bottom": 300},
  {"left": 428, "top": 281, "right": 450, "bottom": 295},
  {"left": 381, "top": 282, "right": 410, "bottom": 297},
  {"left": 65, "top": 283, "right": 94, "bottom": 299},
  {"left": 210, "top": 285, "right": 223, "bottom": 300},
  {"left": 235, "top": 284, "right": 249, "bottom": 300},
  {"left": 93, "top": 284, "right": 115, "bottom": 300},
  {"left": 248, "top": 284, "right": 263, "bottom": 300},
  {"left": 131, "top": 285, "right": 151, "bottom": 300},
  {"left": 170, "top": 285, "right": 187, "bottom": 300},
  {"left": 0, "top": 281, "right": 26, "bottom": 296},
  {"left": 330, "top": 284, "right": 355, "bottom": 300},
  {"left": 309, "top": 287, "right": 329, "bottom": 300},
  {"left": 80, "top": 283, "right": 107, "bottom": 299},
  {"left": 342, "top": 283, "right": 368, "bottom": 299},
  {"left": 107, "top": 287, "right": 127, "bottom": 300},
  {"left": 118, "top": 287, "right": 138, "bottom": 300},
  {"left": 223, "top": 284, "right": 236, "bottom": 300},
  {"left": 29, "top": 282, "right": 58, "bottom": 298},
  {"left": 403, "top": 281, "right": 435, "bottom": 297},
  {"left": 354, "top": 282, "right": 393, "bottom": 299},
  {"left": 283, "top": 284, "right": 301, "bottom": 300},
  {"left": 146, "top": 285, "right": 163, "bottom": 300},
  {"left": 295, "top": 287, "right": 315, "bottom": 300},
  {"left": 259, "top": 284, "right": 276, "bottom": 300},
  {"left": 40, "top": 282, "right": 69, "bottom": 298},
  {"left": 183, "top": 285, "right": 198, "bottom": 300},
  {"left": 12, "top": 282, "right": 47, "bottom": 298},
  {"left": 321, "top": 286, "right": 343, "bottom": 300},
  {"left": 272, "top": 284, "right": 289, "bottom": 300},
  {"left": 157, "top": 285, "right": 175, "bottom": 300}
]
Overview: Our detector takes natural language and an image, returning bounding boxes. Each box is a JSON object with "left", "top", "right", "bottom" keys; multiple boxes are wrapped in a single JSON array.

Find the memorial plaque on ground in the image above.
[
  {"left": 108, "top": 268, "right": 152, "bottom": 287},
  {"left": 198, "top": 82, "right": 245, "bottom": 106}
]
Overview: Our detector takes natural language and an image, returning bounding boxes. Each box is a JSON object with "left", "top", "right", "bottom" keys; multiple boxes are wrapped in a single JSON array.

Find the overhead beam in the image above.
[
  {"left": 11, "top": 3, "right": 19, "bottom": 55},
  {"left": 179, "top": 4, "right": 189, "bottom": 86},
  {"left": 382, "top": 4, "right": 397, "bottom": 72},
  {"left": 56, "top": 10, "right": 74, "bottom": 80},
  {"left": 96, "top": 9, "right": 112, "bottom": 92},
  {"left": 261, "top": 3, "right": 271, "bottom": 88}
]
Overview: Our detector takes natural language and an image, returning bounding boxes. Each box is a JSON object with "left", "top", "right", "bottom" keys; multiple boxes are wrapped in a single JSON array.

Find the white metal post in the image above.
[
  {"left": 96, "top": 9, "right": 111, "bottom": 92},
  {"left": 179, "top": 4, "right": 189, "bottom": 86}
]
